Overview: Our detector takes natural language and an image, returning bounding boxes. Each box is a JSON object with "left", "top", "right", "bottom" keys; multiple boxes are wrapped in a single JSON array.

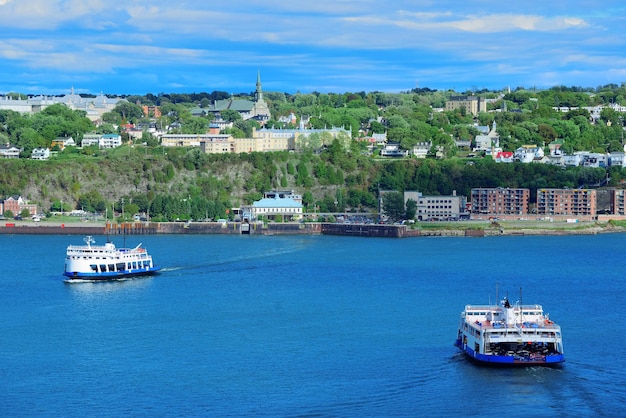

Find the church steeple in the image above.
[{"left": 256, "top": 70, "right": 263, "bottom": 102}]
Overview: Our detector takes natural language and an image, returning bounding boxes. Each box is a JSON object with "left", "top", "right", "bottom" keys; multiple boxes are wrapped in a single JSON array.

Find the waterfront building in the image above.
[
  {"left": 241, "top": 190, "right": 303, "bottom": 221},
  {"left": 536, "top": 188, "right": 596, "bottom": 218},
  {"left": 0, "top": 196, "right": 37, "bottom": 217},
  {"left": 470, "top": 188, "right": 530, "bottom": 218},
  {"left": 405, "top": 191, "right": 468, "bottom": 221}
]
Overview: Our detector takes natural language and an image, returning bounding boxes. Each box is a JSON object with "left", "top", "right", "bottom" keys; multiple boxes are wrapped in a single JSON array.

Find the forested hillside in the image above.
[{"left": 0, "top": 144, "right": 619, "bottom": 221}]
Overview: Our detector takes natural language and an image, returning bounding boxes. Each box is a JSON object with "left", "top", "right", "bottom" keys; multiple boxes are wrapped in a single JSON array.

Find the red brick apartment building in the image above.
[
  {"left": 470, "top": 188, "right": 530, "bottom": 218},
  {"left": 536, "top": 189, "right": 596, "bottom": 220}
]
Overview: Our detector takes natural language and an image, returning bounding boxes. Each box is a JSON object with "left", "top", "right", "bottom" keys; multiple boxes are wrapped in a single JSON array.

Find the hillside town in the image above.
[
  {"left": 2, "top": 76, "right": 626, "bottom": 224},
  {"left": 2, "top": 75, "right": 626, "bottom": 168}
]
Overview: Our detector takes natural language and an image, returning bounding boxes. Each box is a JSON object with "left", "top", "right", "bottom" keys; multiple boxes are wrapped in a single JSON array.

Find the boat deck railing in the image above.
[{"left": 470, "top": 319, "right": 560, "bottom": 333}]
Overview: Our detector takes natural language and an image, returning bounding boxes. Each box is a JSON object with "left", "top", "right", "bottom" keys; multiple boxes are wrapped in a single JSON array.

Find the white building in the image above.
[
  {"left": 404, "top": 191, "right": 468, "bottom": 221},
  {"left": 380, "top": 143, "right": 408, "bottom": 157},
  {"left": 0, "top": 88, "right": 124, "bottom": 122},
  {"left": 412, "top": 142, "right": 432, "bottom": 159},
  {"left": 31, "top": 147, "right": 50, "bottom": 160},
  {"left": 0, "top": 144, "right": 22, "bottom": 158},
  {"left": 81, "top": 133, "right": 122, "bottom": 149},
  {"left": 474, "top": 121, "right": 499, "bottom": 153},
  {"left": 609, "top": 152, "right": 626, "bottom": 167},
  {"left": 513, "top": 146, "right": 544, "bottom": 163},
  {"left": 242, "top": 191, "right": 303, "bottom": 221}
]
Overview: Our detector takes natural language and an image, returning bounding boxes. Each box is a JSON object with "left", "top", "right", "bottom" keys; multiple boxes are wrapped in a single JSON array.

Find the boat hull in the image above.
[
  {"left": 454, "top": 339, "right": 565, "bottom": 366},
  {"left": 63, "top": 266, "right": 161, "bottom": 281}
]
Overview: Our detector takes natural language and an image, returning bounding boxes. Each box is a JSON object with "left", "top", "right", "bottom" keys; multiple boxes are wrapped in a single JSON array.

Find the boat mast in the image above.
[{"left": 519, "top": 287, "right": 524, "bottom": 323}]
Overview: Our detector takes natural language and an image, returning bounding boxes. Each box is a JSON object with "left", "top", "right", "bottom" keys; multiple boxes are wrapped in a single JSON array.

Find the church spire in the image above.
[{"left": 256, "top": 70, "right": 263, "bottom": 102}]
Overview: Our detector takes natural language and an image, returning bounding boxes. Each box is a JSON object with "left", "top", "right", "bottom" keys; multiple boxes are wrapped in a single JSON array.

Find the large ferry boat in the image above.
[
  {"left": 454, "top": 293, "right": 564, "bottom": 366},
  {"left": 63, "top": 236, "right": 161, "bottom": 281}
]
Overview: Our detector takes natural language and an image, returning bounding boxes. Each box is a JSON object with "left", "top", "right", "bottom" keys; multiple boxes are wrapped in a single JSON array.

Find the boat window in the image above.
[
  {"left": 90, "top": 265, "right": 98, "bottom": 272},
  {"left": 100, "top": 264, "right": 107, "bottom": 272}
]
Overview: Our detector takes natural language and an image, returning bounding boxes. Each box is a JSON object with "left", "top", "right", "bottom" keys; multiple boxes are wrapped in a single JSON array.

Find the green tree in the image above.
[
  {"left": 405, "top": 198, "right": 417, "bottom": 220},
  {"left": 221, "top": 109, "right": 243, "bottom": 123},
  {"left": 382, "top": 192, "right": 405, "bottom": 221}
]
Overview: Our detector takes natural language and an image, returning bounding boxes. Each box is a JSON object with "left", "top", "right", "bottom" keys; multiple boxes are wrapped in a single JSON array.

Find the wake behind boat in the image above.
[
  {"left": 454, "top": 292, "right": 565, "bottom": 366},
  {"left": 64, "top": 236, "right": 161, "bottom": 282}
]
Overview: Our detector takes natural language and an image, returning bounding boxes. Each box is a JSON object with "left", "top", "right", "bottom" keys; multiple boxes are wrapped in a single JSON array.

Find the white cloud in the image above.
[{"left": 0, "top": 0, "right": 624, "bottom": 93}]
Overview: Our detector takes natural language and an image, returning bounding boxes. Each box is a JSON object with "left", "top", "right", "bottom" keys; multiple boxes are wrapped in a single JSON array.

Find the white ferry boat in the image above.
[
  {"left": 454, "top": 294, "right": 564, "bottom": 366},
  {"left": 64, "top": 236, "right": 161, "bottom": 281}
]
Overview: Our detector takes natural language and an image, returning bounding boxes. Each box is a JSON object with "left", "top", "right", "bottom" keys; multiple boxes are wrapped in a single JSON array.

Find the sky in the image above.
[{"left": 1, "top": 0, "right": 625, "bottom": 96}]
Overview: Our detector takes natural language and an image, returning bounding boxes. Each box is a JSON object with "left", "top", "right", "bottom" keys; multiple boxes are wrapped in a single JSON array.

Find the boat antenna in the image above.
[{"left": 105, "top": 206, "right": 111, "bottom": 243}]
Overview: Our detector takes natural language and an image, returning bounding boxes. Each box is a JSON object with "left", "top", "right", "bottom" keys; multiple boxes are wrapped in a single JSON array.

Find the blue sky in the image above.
[{"left": 1, "top": 0, "right": 625, "bottom": 96}]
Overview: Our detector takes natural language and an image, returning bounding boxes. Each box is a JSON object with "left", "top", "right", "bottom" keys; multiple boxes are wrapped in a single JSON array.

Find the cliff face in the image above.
[
  {"left": 2, "top": 155, "right": 253, "bottom": 211},
  {"left": 0, "top": 151, "right": 346, "bottom": 213}
]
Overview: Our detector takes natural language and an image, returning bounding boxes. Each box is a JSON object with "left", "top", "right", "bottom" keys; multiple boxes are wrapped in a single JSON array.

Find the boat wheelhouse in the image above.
[
  {"left": 454, "top": 295, "right": 564, "bottom": 366},
  {"left": 64, "top": 236, "right": 161, "bottom": 281}
]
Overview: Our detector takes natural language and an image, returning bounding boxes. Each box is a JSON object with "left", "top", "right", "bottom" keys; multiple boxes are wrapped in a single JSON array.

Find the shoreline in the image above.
[{"left": 1, "top": 219, "right": 625, "bottom": 237}]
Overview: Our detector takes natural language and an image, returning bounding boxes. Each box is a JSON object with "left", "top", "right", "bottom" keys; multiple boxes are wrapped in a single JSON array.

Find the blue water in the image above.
[{"left": 1, "top": 233, "right": 625, "bottom": 417}]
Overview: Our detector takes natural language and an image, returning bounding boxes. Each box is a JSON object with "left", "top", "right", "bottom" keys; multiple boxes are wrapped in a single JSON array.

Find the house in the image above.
[
  {"left": 278, "top": 112, "right": 297, "bottom": 125},
  {"left": 513, "top": 146, "right": 544, "bottom": 163},
  {"left": 412, "top": 142, "right": 432, "bottom": 159},
  {"left": 455, "top": 139, "right": 471, "bottom": 149},
  {"left": 372, "top": 133, "right": 387, "bottom": 146},
  {"left": 0, "top": 144, "right": 22, "bottom": 158},
  {"left": 31, "top": 147, "right": 50, "bottom": 160},
  {"left": 582, "top": 153, "right": 607, "bottom": 168},
  {"left": 101, "top": 134, "right": 122, "bottom": 149},
  {"left": 563, "top": 154, "right": 583, "bottom": 167},
  {"left": 380, "top": 143, "right": 407, "bottom": 157},
  {"left": 474, "top": 121, "right": 499, "bottom": 153},
  {"left": 494, "top": 151, "right": 514, "bottom": 163},
  {"left": 51, "top": 137, "right": 76, "bottom": 150},
  {"left": 608, "top": 152, "right": 626, "bottom": 167},
  {"left": 81, "top": 134, "right": 102, "bottom": 147}
]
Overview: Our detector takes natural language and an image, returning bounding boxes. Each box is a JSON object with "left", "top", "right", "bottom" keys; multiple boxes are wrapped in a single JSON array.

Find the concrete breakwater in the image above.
[{"left": 0, "top": 221, "right": 429, "bottom": 237}]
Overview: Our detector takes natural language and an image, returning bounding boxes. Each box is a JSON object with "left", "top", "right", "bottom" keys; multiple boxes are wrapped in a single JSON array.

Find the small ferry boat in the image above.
[
  {"left": 454, "top": 293, "right": 564, "bottom": 366},
  {"left": 63, "top": 236, "right": 161, "bottom": 282}
]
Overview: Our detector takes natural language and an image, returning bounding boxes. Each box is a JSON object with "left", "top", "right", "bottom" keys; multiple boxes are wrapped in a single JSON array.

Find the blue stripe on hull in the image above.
[
  {"left": 63, "top": 266, "right": 161, "bottom": 280},
  {"left": 454, "top": 341, "right": 564, "bottom": 366}
]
